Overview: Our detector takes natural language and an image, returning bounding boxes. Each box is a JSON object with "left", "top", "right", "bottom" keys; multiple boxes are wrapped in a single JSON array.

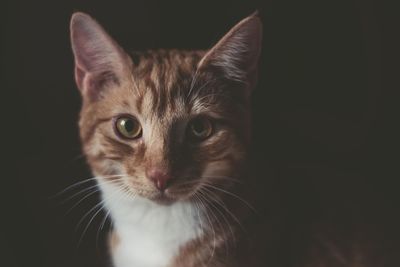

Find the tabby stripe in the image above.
[{"left": 81, "top": 118, "right": 110, "bottom": 143}]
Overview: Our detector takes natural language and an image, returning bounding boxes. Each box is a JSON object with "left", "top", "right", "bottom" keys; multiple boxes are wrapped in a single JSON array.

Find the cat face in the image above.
[{"left": 70, "top": 12, "right": 262, "bottom": 204}]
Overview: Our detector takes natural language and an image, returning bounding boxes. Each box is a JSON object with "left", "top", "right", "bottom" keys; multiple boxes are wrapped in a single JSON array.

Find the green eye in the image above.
[
  {"left": 188, "top": 117, "right": 213, "bottom": 141},
  {"left": 115, "top": 116, "right": 142, "bottom": 139}
]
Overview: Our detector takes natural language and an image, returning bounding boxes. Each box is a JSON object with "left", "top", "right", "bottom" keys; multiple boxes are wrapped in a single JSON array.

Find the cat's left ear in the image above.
[
  {"left": 198, "top": 12, "right": 262, "bottom": 91},
  {"left": 70, "top": 12, "right": 132, "bottom": 101}
]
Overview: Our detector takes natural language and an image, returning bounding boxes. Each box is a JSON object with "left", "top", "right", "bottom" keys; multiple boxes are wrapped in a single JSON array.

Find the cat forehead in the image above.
[
  {"left": 128, "top": 50, "right": 209, "bottom": 116},
  {"left": 131, "top": 49, "right": 205, "bottom": 85}
]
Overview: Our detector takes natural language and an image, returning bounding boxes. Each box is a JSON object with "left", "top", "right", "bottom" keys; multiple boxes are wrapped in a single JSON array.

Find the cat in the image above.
[
  {"left": 70, "top": 11, "right": 262, "bottom": 267},
  {"left": 69, "top": 10, "right": 398, "bottom": 267}
]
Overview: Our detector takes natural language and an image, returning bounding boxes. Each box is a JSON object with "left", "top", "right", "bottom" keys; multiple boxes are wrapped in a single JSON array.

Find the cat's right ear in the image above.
[
  {"left": 198, "top": 12, "right": 262, "bottom": 92},
  {"left": 70, "top": 12, "right": 131, "bottom": 101}
]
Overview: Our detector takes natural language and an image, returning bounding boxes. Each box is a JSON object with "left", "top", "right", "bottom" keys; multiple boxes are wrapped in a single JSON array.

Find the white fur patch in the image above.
[{"left": 98, "top": 180, "right": 203, "bottom": 267}]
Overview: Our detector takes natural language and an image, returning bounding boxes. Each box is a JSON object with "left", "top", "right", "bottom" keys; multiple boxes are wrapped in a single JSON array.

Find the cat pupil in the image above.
[
  {"left": 192, "top": 120, "right": 205, "bottom": 134},
  {"left": 124, "top": 120, "right": 134, "bottom": 132}
]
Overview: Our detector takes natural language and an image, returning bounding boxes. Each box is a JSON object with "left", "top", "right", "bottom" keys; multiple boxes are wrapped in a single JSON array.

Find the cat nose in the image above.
[{"left": 146, "top": 168, "right": 171, "bottom": 192}]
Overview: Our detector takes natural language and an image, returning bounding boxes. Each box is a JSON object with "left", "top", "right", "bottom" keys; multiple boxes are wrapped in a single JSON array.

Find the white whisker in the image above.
[
  {"left": 201, "top": 182, "right": 258, "bottom": 214},
  {"left": 197, "top": 189, "right": 231, "bottom": 257},
  {"left": 52, "top": 174, "right": 124, "bottom": 199},
  {"left": 194, "top": 193, "right": 216, "bottom": 262},
  {"left": 201, "top": 186, "right": 245, "bottom": 236},
  {"left": 77, "top": 201, "right": 105, "bottom": 247}
]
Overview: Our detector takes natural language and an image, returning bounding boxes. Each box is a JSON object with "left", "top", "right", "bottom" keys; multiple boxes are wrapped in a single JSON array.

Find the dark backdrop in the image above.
[{"left": 1, "top": 1, "right": 398, "bottom": 267}]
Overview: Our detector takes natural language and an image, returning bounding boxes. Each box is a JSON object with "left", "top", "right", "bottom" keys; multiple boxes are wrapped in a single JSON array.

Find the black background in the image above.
[{"left": 1, "top": 0, "right": 398, "bottom": 267}]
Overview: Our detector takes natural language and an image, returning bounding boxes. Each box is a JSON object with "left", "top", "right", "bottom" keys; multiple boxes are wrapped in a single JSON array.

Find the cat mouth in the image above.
[
  {"left": 151, "top": 187, "right": 196, "bottom": 205},
  {"left": 152, "top": 193, "right": 176, "bottom": 205},
  {"left": 124, "top": 180, "right": 198, "bottom": 204}
]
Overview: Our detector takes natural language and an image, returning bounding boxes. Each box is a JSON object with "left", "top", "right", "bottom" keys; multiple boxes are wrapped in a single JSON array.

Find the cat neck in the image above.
[{"left": 98, "top": 179, "right": 203, "bottom": 267}]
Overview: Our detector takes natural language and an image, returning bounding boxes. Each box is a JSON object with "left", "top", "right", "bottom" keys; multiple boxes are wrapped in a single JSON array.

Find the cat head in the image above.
[{"left": 70, "top": 12, "right": 262, "bottom": 204}]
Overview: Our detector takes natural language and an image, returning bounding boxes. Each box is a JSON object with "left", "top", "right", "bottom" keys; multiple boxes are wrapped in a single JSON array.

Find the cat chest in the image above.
[
  {"left": 113, "top": 225, "right": 186, "bottom": 267},
  {"left": 108, "top": 201, "right": 203, "bottom": 267}
]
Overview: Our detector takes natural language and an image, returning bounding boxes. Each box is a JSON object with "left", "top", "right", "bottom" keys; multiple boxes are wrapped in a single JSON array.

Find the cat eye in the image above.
[
  {"left": 115, "top": 116, "right": 142, "bottom": 139},
  {"left": 187, "top": 117, "right": 213, "bottom": 141}
]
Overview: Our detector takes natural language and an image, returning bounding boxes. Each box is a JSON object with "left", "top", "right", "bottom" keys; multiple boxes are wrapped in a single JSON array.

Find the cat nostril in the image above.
[{"left": 146, "top": 169, "right": 171, "bottom": 192}]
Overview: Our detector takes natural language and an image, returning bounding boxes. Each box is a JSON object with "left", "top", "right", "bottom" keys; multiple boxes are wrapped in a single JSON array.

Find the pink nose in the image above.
[{"left": 146, "top": 168, "right": 171, "bottom": 192}]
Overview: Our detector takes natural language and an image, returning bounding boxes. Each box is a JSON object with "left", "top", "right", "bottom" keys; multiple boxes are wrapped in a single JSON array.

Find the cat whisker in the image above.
[
  {"left": 117, "top": 183, "right": 137, "bottom": 200},
  {"left": 62, "top": 178, "right": 123, "bottom": 216},
  {"left": 201, "top": 182, "right": 258, "bottom": 214},
  {"left": 200, "top": 186, "right": 246, "bottom": 236},
  {"left": 95, "top": 188, "right": 130, "bottom": 250},
  {"left": 197, "top": 189, "right": 232, "bottom": 257},
  {"left": 79, "top": 186, "right": 125, "bottom": 248},
  {"left": 50, "top": 177, "right": 98, "bottom": 199},
  {"left": 194, "top": 193, "right": 216, "bottom": 262},
  {"left": 192, "top": 197, "right": 205, "bottom": 233},
  {"left": 96, "top": 190, "right": 125, "bottom": 240},
  {"left": 96, "top": 207, "right": 112, "bottom": 250},
  {"left": 59, "top": 183, "right": 101, "bottom": 204},
  {"left": 52, "top": 174, "right": 125, "bottom": 199},
  {"left": 58, "top": 178, "right": 122, "bottom": 208},
  {"left": 201, "top": 175, "right": 243, "bottom": 184},
  {"left": 64, "top": 189, "right": 101, "bottom": 216},
  {"left": 198, "top": 188, "right": 233, "bottom": 232},
  {"left": 175, "top": 176, "right": 242, "bottom": 188},
  {"left": 77, "top": 201, "right": 105, "bottom": 247},
  {"left": 77, "top": 199, "right": 104, "bottom": 231},
  {"left": 173, "top": 180, "right": 201, "bottom": 186}
]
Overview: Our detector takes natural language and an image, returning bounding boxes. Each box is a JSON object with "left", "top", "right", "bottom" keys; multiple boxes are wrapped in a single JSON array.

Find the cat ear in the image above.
[
  {"left": 198, "top": 12, "right": 262, "bottom": 90},
  {"left": 70, "top": 12, "right": 131, "bottom": 100}
]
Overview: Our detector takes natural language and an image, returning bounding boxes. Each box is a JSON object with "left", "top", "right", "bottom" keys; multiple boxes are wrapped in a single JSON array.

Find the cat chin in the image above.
[
  {"left": 143, "top": 190, "right": 195, "bottom": 206},
  {"left": 126, "top": 183, "right": 198, "bottom": 205},
  {"left": 150, "top": 194, "right": 177, "bottom": 206}
]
